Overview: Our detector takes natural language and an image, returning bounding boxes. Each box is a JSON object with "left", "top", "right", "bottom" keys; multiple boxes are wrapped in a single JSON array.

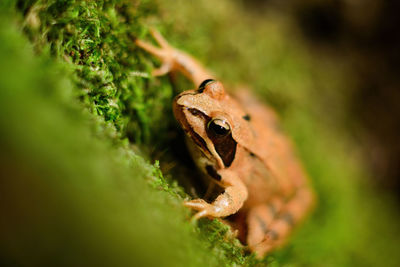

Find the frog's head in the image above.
[{"left": 173, "top": 79, "right": 240, "bottom": 169}]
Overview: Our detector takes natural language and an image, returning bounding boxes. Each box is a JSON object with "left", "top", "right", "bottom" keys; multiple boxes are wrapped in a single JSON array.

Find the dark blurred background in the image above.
[{"left": 244, "top": 0, "right": 400, "bottom": 198}]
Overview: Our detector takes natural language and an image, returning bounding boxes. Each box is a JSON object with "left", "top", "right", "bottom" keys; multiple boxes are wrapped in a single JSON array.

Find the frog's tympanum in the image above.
[{"left": 136, "top": 29, "right": 315, "bottom": 258}]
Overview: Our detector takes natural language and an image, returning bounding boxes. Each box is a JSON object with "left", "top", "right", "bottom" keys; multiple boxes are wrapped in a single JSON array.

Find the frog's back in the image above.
[{"left": 233, "top": 89, "right": 309, "bottom": 198}]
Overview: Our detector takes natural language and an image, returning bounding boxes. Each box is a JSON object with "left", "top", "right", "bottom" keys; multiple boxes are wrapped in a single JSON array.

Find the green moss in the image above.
[{"left": 1, "top": 0, "right": 399, "bottom": 266}]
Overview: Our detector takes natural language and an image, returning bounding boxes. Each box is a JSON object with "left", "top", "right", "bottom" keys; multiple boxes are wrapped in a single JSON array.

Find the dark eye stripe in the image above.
[{"left": 209, "top": 131, "right": 237, "bottom": 167}]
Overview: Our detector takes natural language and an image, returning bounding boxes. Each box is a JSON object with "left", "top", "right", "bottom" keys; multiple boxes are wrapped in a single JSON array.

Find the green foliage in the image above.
[{"left": 0, "top": 0, "right": 399, "bottom": 266}]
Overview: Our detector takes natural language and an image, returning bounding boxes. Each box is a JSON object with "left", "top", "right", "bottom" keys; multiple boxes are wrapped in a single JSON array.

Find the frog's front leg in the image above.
[
  {"left": 135, "top": 29, "right": 214, "bottom": 87},
  {"left": 184, "top": 170, "right": 248, "bottom": 219}
]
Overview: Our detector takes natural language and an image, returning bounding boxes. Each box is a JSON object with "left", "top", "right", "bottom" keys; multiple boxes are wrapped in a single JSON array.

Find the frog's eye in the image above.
[
  {"left": 207, "top": 118, "right": 236, "bottom": 167},
  {"left": 198, "top": 79, "right": 215, "bottom": 92},
  {"left": 207, "top": 118, "right": 231, "bottom": 136}
]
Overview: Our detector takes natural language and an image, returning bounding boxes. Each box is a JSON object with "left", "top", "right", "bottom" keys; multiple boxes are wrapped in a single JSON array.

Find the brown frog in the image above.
[{"left": 136, "top": 29, "right": 315, "bottom": 258}]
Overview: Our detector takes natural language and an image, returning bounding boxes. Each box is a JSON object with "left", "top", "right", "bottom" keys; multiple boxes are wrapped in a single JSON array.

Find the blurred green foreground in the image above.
[{"left": 1, "top": 0, "right": 399, "bottom": 266}]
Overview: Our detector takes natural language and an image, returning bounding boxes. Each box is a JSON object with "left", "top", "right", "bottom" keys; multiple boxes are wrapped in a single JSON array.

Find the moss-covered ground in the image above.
[{"left": 1, "top": 0, "right": 399, "bottom": 266}]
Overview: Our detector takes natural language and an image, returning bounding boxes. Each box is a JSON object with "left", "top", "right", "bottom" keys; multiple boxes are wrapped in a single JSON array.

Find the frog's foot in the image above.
[
  {"left": 184, "top": 199, "right": 219, "bottom": 220},
  {"left": 136, "top": 28, "right": 214, "bottom": 86},
  {"left": 185, "top": 181, "right": 248, "bottom": 221},
  {"left": 135, "top": 28, "right": 175, "bottom": 76}
]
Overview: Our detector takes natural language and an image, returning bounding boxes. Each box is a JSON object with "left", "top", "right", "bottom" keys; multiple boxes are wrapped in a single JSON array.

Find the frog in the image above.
[{"left": 135, "top": 29, "right": 315, "bottom": 258}]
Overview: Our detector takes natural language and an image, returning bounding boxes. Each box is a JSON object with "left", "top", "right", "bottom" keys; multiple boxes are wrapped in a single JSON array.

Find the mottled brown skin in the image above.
[{"left": 136, "top": 29, "right": 315, "bottom": 258}]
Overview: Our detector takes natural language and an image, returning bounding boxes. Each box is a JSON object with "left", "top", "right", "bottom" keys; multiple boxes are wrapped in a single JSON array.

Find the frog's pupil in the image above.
[{"left": 210, "top": 121, "right": 229, "bottom": 135}]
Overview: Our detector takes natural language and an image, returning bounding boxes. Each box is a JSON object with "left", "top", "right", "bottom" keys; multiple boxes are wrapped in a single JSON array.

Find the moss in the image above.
[{"left": 0, "top": 0, "right": 399, "bottom": 266}]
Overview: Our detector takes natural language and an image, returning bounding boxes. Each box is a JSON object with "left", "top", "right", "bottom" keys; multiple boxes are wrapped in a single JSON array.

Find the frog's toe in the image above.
[
  {"left": 184, "top": 199, "right": 217, "bottom": 219},
  {"left": 184, "top": 199, "right": 208, "bottom": 209},
  {"left": 193, "top": 209, "right": 209, "bottom": 220},
  {"left": 135, "top": 39, "right": 164, "bottom": 58},
  {"left": 149, "top": 28, "right": 171, "bottom": 48},
  {"left": 152, "top": 61, "right": 173, "bottom": 76}
]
